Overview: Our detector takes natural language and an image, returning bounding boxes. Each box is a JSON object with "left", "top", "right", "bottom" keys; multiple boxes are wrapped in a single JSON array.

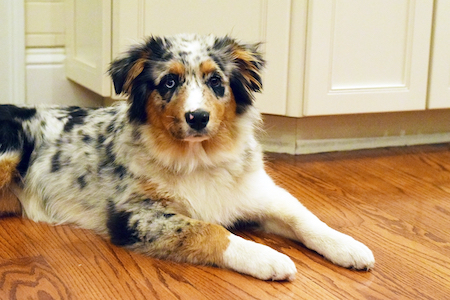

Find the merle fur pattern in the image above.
[
  {"left": 0, "top": 34, "right": 265, "bottom": 253},
  {"left": 0, "top": 34, "right": 375, "bottom": 281}
]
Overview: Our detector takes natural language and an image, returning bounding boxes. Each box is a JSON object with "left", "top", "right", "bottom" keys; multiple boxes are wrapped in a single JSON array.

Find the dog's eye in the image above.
[
  {"left": 209, "top": 76, "right": 222, "bottom": 88},
  {"left": 162, "top": 74, "right": 178, "bottom": 89},
  {"left": 165, "top": 79, "right": 176, "bottom": 89}
]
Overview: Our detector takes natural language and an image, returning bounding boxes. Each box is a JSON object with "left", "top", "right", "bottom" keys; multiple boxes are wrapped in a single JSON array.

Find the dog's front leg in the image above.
[
  {"left": 107, "top": 201, "right": 297, "bottom": 281},
  {"left": 250, "top": 169, "right": 375, "bottom": 270}
]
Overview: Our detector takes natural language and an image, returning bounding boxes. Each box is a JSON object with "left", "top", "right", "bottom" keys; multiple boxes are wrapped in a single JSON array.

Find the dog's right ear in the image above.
[
  {"left": 109, "top": 36, "right": 169, "bottom": 95},
  {"left": 109, "top": 37, "right": 171, "bottom": 124},
  {"left": 108, "top": 50, "right": 148, "bottom": 96}
]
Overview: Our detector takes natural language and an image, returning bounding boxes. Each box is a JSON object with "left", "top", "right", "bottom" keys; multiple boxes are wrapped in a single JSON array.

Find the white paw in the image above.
[
  {"left": 314, "top": 231, "right": 375, "bottom": 270},
  {"left": 222, "top": 234, "right": 297, "bottom": 281}
]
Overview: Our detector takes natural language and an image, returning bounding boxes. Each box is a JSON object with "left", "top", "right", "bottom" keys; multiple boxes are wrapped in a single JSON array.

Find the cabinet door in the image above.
[
  {"left": 428, "top": 0, "right": 450, "bottom": 109},
  {"left": 303, "top": 0, "right": 433, "bottom": 116},
  {"left": 113, "top": 0, "right": 291, "bottom": 115},
  {"left": 65, "top": 0, "right": 112, "bottom": 97}
]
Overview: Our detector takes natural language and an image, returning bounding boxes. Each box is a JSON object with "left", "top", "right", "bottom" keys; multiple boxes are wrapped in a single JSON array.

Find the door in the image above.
[
  {"left": 427, "top": 0, "right": 450, "bottom": 109},
  {"left": 303, "top": 0, "right": 433, "bottom": 116}
]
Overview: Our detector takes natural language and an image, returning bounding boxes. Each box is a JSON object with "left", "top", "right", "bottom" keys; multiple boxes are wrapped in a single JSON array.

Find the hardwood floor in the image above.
[{"left": 1, "top": 144, "right": 450, "bottom": 299}]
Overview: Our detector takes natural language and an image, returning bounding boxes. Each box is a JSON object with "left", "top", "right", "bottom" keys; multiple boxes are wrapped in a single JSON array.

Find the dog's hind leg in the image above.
[
  {"left": 0, "top": 150, "right": 22, "bottom": 216},
  {"left": 106, "top": 199, "right": 297, "bottom": 281},
  {"left": 0, "top": 120, "right": 25, "bottom": 215},
  {"left": 0, "top": 120, "right": 24, "bottom": 188},
  {"left": 0, "top": 151, "right": 21, "bottom": 189}
]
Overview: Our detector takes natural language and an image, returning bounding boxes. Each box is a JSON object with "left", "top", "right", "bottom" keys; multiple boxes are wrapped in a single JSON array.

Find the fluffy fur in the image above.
[{"left": 0, "top": 34, "right": 374, "bottom": 280}]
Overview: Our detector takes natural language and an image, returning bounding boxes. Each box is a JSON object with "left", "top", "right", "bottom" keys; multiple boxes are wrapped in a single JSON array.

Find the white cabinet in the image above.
[
  {"left": 428, "top": 0, "right": 450, "bottom": 109},
  {"left": 303, "top": 0, "right": 433, "bottom": 116},
  {"left": 66, "top": 1, "right": 450, "bottom": 117}
]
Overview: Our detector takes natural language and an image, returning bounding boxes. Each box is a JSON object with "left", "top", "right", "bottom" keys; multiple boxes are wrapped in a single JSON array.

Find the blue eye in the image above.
[
  {"left": 162, "top": 74, "right": 178, "bottom": 89},
  {"left": 165, "top": 79, "right": 176, "bottom": 89}
]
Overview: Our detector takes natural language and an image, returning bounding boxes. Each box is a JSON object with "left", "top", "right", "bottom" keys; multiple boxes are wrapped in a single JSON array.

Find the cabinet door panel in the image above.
[
  {"left": 114, "top": 0, "right": 291, "bottom": 115},
  {"left": 65, "top": 0, "right": 112, "bottom": 97},
  {"left": 428, "top": 0, "right": 450, "bottom": 109},
  {"left": 304, "top": 0, "right": 433, "bottom": 116}
]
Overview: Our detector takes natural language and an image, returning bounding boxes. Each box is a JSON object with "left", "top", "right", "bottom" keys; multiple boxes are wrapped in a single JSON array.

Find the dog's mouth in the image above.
[{"left": 183, "top": 135, "right": 210, "bottom": 142}]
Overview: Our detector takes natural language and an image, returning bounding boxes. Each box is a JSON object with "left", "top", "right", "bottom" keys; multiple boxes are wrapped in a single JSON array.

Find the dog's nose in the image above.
[{"left": 185, "top": 110, "right": 210, "bottom": 131}]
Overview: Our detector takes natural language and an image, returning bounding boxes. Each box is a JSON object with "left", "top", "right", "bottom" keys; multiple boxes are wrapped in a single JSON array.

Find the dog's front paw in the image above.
[
  {"left": 318, "top": 232, "right": 375, "bottom": 270},
  {"left": 222, "top": 234, "right": 297, "bottom": 281}
]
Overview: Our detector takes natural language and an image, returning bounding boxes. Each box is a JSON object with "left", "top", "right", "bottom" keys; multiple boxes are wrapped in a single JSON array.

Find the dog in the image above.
[{"left": 0, "top": 34, "right": 374, "bottom": 281}]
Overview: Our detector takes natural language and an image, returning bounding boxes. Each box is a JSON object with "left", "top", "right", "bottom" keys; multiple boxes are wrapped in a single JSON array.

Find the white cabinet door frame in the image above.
[
  {"left": 428, "top": 0, "right": 450, "bottom": 109},
  {"left": 303, "top": 0, "right": 433, "bottom": 116}
]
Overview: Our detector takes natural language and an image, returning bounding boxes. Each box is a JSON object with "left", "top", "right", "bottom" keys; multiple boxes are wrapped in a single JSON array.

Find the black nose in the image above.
[{"left": 185, "top": 110, "right": 210, "bottom": 131}]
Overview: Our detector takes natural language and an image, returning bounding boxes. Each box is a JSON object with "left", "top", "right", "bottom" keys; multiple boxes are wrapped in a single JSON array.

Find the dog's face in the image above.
[{"left": 109, "top": 35, "right": 264, "bottom": 144}]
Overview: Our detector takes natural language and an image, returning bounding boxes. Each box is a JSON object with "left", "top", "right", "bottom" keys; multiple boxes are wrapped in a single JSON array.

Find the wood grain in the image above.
[{"left": 1, "top": 144, "right": 450, "bottom": 299}]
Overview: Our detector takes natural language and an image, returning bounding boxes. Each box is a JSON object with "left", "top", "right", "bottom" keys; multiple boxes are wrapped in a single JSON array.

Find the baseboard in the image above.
[
  {"left": 293, "top": 133, "right": 450, "bottom": 154},
  {"left": 261, "top": 111, "right": 450, "bottom": 154}
]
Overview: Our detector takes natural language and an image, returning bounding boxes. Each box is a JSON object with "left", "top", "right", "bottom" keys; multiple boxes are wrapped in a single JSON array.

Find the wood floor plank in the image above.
[
  {"left": 0, "top": 256, "right": 70, "bottom": 300},
  {"left": 1, "top": 144, "right": 450, "bottom": 299}
]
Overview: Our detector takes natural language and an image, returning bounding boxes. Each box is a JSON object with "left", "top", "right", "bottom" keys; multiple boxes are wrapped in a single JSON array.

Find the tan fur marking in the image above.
[
  {"left": 0, "top": 155, "right": 20, "bottom": 188},
  {"left": 123, "top": 58, "right": 147, "bottom": 93},
  {"left": 199, "top": 60, "right": 217, "bottom": 76},
  {"left": 168, "top": 61, "right": 185, "bottom": 77},
  {"left": 0, "top": 155, "right": 21, "bottom": 216},
  {"left": 152, "top": 219, "right": 230, "bottom": 266},
  {"left": 233, "top": 48, "right": 263, "bottom": 90},
  {"left": 146, "top": 90, "right": 192, "bottom": 157},
  {"left": 202, "top": 91, "right": 238, "bottom": 154},
  {"left": 138, "top": 179, "right": 191, "bottom": 217},
  {"left": 177, "top": 221, "right": 230, "bottom": 266}
]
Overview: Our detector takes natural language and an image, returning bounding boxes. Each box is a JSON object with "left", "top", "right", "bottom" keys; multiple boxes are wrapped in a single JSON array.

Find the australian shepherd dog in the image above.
[{"left": 0, "top": 34, "right": 374, "bottom": 280}]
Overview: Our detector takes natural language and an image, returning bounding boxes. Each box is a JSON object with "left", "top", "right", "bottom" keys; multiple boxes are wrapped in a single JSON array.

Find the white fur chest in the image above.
[{"left": 159, "top": 165, "right": 261, "bottom": 227}]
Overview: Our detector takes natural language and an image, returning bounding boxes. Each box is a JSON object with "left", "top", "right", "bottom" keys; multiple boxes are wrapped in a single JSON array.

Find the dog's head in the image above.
[{"left": 109, "top": 34, "right": 264, "bottom": 144}]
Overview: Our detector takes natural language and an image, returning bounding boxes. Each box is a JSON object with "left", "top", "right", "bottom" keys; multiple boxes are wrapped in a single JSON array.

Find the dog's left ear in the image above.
[
  {"left": 214, "top": 37, "right": 265, "bottom": 113},
  {"left": 231, "top": 42, "right": 265, "bottom": 93}
]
